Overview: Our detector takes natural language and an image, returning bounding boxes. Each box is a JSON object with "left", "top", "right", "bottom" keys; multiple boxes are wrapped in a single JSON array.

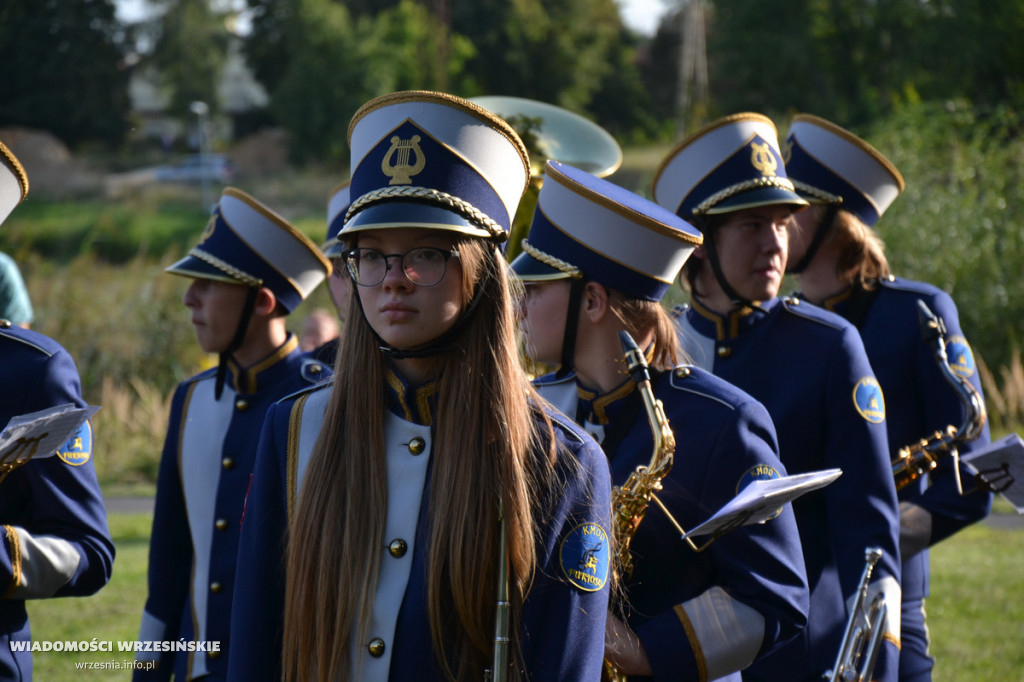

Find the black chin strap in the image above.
[
  {"left": 787, "top": 203, "right": 838, "bottom": 274},
  {"left": 695, "top": 216, "right": 756, "bottom": 311},
  {"left": 555, "top": 278, "right": 586, "bottom": 379},
  {"left": 215, "top": 286, "right": 259, "bottom": 400}
]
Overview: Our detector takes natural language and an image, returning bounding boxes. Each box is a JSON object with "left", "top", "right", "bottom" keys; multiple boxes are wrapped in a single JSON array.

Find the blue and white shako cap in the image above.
[
  {"left": 783, "top": 114, "right": 905, "bottom": 227},
  {"left": 512, "top": 161, "right": 702, "bottom": 302},
  {"left": 652, "top": 112, "right": 808, "bottom": 221},
  {"left": 166, "top": 187, "right": 331, "bottom": 313},
  {"left": 323, "top": 180, "right": 351, "bottom": 258},
  {"left": 340, "top": 91, "right": 530, "bottom": 246},
  {"left": 0, "top": 140, "right": 29, "bottom": 225}
]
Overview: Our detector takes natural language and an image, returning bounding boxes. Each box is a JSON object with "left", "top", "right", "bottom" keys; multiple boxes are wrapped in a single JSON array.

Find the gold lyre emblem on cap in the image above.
[
  {"left": 750, "top": 141, "right": 778, "bottom": 177},
  {"left": 781, "top": 138, "right": 793, "bottom": 164},
  {"left": 198, "top": 214, "right": 217, "bottom": 244},
  {"left": 382, "top": 134, "right": 426, "bottom": 185}
]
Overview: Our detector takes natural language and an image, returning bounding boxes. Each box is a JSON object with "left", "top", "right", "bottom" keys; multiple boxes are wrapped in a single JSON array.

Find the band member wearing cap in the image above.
[
  {"left": 783, "top": 114, "right": 992, "bottom": 682},
  {"left": 0, "top": 141, "right": 115, "bottom": 681},
  {"left": 653, "top": 113, "right": 902, "bottom": 682},
  {"left": 135, "top": 188, "right": 331, "bottom": 681},
  {"left": 305, "top": 180, "right": 352, "bottom": 368},
  {"left": 226, "top": 92, "right": 612, "bottom": 682},
  {"left": 512, "top": 160, "right": 809, "bottom": 680}
]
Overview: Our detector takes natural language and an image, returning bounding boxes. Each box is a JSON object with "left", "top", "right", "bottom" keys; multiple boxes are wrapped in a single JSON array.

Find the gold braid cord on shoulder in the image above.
[{"left": 2, "top": 525, "right": 21, "bottom": 599}]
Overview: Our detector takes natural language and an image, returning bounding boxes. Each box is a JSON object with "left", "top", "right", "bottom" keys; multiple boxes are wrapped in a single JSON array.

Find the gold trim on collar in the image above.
[
  {"left": 823, "top": 286, "right": 855, "bottom": 311},
  {"left": 385, "top": 368, "right": 413, "bottom": 422},
  {"left": 415, "top": 383, "right": 438, "bottom": 427},
  {"left": 591, "top": 379, "right": 636, "bottom": 425},
  {"left": 236, "top": 335, "right": 300, "bottom": 394}
]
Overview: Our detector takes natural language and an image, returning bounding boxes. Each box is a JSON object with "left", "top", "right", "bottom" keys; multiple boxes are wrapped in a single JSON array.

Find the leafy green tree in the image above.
[
  {"left": 697, "top": 0, "right": 1024, "bottom": 125},
  {"left": 245, "top": 0, "right": 650, "bottom": 140},
  {"left": 148, "top": 0, "right": 230, "bottom": 121},
  {"left": 267, "top": 0, "right": 474, "bottom": 162},
  {"left": 826, "top": 101, "right": 1024, "bottom": 372},
  {"left": 0, "top": 0, "right": 131, "bottom": 147}
]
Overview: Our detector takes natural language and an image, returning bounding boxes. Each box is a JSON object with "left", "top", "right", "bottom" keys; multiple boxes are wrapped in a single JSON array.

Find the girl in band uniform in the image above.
[
  {"left": 783, "top": 114, "right": 992, "bottom": 682},
  {"left": 513, "top": 160, "right": 809, "bottom": 680},
  {"left": 227, "top": 92, "right": 612, "bottom": 682}
]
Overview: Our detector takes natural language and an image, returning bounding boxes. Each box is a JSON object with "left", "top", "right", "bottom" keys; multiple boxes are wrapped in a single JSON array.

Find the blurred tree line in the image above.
[
  {"left": 3, "top": 0, "right": 1023, "bottom": 154},
  {"left": 2, "top": 0, "right": 1024, "bottom": 372}
]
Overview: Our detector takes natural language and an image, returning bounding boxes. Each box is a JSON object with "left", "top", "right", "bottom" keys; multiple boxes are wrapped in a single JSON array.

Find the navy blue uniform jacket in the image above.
[
  {"left": 675, "top": 297, "right": 902, "bottom": 682},
  {"left": 226, "top": 376, "right": 613, "bottom": 681},
  {"left": 136, "top": 336, "right": 327, "bottom": 681},
  {"left": 537, "top": 365, "right": 808, "bottom": 681},
  {"left": 818, "top": 278, "right": 992, "bottom": 600},
  {"left": 0, "top": 325, "right": 114, "bottom": 681}
]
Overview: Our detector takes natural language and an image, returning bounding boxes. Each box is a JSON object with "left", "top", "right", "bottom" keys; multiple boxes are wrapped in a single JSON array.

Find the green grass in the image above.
[
  {"left": 19, "top": 509, "right": 1024, "bottom": 681},
  {"left": 26, "top": 513, "right": 151, "bottom": 680}
]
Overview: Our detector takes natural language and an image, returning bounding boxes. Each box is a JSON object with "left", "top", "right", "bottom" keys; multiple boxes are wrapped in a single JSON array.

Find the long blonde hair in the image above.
[
  {"left": 283, "top": 236, "right": 556, "bottom": 682},
  {"left": 607, "top": 289, "right": 686, "bottom": 371}
]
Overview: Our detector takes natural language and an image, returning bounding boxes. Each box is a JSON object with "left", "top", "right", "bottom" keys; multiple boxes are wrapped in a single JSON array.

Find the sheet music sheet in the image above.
[
  {"left": 962, "top": 433, "right": 1024, "bottom": 513},
  {"left": 684, "top": 468, "right": 844, "bottom": 538},
  {"left": 0, "top": 403, "right": 100, "bottom": 463}
]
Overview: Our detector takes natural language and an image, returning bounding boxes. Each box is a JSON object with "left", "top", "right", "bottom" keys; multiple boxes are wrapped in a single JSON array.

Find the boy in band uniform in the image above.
[{"left": 135, "top": 188, "right": 330, "bottom": 681}]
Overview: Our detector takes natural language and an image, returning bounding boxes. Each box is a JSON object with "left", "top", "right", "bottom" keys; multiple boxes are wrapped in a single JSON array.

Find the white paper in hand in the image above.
[
  {"left": 0, "top": 403, "right": 101, "bottom": 467},
  {"left": 685, "top": 468, "right": 843, "bottom": 539},
  {"left": 962, "top": 433, "right": 1024, "bottom": 513}
]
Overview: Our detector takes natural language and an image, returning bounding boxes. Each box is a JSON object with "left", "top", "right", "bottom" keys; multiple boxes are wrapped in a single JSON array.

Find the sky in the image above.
[
  {"left": 618, "top": 0, "right": 667, "bottom": 36},
  {"left": 116, "top": 0, "right": 668, "bottom": 36}
]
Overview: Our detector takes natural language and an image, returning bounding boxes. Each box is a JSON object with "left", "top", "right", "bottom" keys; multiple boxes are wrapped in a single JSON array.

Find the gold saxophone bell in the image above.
[{"left": 468, "top": 96, "right": 623, "bottom": 261}]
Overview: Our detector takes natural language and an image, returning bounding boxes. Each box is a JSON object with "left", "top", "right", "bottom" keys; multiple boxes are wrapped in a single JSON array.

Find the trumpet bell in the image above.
[{"left": 470, "top": 96, "right": 623, "bottom": 178}]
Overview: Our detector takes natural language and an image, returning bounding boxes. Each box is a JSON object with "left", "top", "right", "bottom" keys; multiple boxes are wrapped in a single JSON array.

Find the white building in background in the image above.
[{"left": 128, "top": 36, "right": 268, "bottom": 149}]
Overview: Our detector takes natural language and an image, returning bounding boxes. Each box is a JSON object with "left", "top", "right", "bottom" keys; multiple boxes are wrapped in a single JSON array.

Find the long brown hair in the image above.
[
  {"left": 826, "top": 206, "right": 891, "bottom": 287},
  {"left": 283, "top": 235, "right": 557, "bottom": 682}
]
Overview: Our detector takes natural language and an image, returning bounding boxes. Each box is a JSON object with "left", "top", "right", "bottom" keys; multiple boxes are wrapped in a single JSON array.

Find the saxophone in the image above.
[
  {"left": 610, "top": 330, "right": 677, "bottom": 579},
  {"left": 604, "top": 331, "right": 678, "bottom": 681},
  {"left": 891, "top": 300, "right": 987, "bottom": 491}
]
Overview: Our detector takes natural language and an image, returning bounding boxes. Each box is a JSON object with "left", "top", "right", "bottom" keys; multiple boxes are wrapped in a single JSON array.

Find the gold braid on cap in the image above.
[
  {"left": 188, "top": 248, "right": 264, "bottom": 287},
  {"left": 790, "top": 179, "right": 843, "bottom": 205},
  {"left": 345, "top": 186, "right": 507, "bottom": 241},
  {"left": 0, "top": 142, "right": 29, "bottom": 199},
  {"left": 693, "top": 176, "right": 799, "bottom": 215},
  {"left": 521, "top": 240, "right": 583, "bottom": 278}
]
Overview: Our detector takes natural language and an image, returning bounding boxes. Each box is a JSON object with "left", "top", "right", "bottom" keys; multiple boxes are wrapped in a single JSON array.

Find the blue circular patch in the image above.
[
  {"left": 852, "top": 377, "right": 886, "bottom": 423},
  {"left": 559, "top": 522, "right": 610, "bottom": 592},
  {"left": 57, "top": 421, "right": 92, "bottom": 466},
  {"left": 946, "top": 336, "right": 976, "bottom": 379},
  {"left": 737, "top": 463, "right": 782, "bottom": 520}
]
